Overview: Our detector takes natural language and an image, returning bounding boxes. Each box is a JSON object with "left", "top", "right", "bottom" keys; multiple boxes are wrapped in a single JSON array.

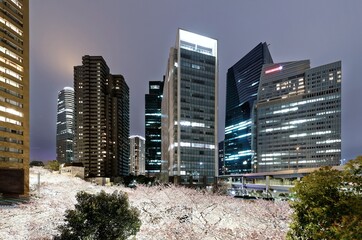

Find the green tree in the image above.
[
  {"left": 287, "top": 157, "right": 362, "bottom": 239},
  {"left": 58, "top": 190, "right": 141, "bottom": 240},
  {"left": 46, "top": 160, "right": 60, "bottom": 171}
]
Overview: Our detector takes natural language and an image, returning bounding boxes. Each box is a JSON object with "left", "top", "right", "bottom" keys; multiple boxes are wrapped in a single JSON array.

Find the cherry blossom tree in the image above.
[{"left": 0, "top": 167, "right": 291, "bottom": 240}]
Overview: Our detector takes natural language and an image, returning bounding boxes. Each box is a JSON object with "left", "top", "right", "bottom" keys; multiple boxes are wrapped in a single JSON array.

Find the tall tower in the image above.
[
  {"left": 224, "top": 43, "right": 273, "bottom": 174},
  {"left": 254, "top": 60, "right": 341, "bottom": 172},
  {"left": 145, "top": 80, "right": 164, "bottom": 176},
  {"left": 161, "top": 29, "right": 218, "bottom": 185},
  {"left": 56, "top": 87, "right": 74, "bottom": 163},
  {"left": 74, "top": 56, "right": 129, "bottom": 178},
  {"left": 0, "top": 0, "right": 29, "bottom": 196},
  {"left": 129, "top": 135, "right": 145, "bottom": 176}
]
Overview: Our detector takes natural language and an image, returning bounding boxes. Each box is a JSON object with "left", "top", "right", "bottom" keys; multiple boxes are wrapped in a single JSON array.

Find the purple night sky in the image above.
[{"left": 30, "top": 0, "right": 362, "bottom": 161}]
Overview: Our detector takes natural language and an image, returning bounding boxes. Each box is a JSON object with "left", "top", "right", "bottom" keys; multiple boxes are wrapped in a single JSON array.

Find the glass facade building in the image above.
[
  {"left": 224, "top": 43, "right": 273, "bottom": 174},
  {"left": 161, "top": 29, "right": 218, "bottom": 185},
  {"left": 145, "top": 80, "right": 164, "bottom": 176},
  {"left": 254, "top": 60, "right": 341, "bottom": 172},
  {"left": 0, "top": 0, "right": 29, "bottom": 196},
  {"left": 74, "top": 56, "right": 129, "bottom": 178},
  {"left": 56, "top": 87, "right": 74, "bottom": 163}
]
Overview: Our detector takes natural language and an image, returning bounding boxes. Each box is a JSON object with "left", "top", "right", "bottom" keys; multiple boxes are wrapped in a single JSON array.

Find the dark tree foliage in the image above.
[
  {"left": 45, "top": 160, "right": 60, "bottom": 171},
  {"left": 30, "top": 161, "right": 44, "bottom": 167},
  {"left": 287, "top": 157, "right": 362, "bottom": 239},
  {"left": 57, "top": 190, "right": 141, "bottom": 240}
]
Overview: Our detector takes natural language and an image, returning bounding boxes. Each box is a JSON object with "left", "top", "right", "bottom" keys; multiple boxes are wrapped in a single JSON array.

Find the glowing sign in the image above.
[{"left": 265, "top": 66, "right": 283, "bottom": 74}]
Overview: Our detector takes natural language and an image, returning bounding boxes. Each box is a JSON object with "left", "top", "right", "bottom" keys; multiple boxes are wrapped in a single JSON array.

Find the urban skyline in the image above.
[{"left": 30, "top": 1, "right": 362, "bottom": 161}]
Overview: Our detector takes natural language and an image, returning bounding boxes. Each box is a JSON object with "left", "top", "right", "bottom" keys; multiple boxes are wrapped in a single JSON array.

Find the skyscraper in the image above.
[
  {"left": 74, "top": 55, "right": 129, "bottom": 179},
  {"left": 129, "top": 135, "right": 145, "bottom": 176},
  {"left": 161, "top": 29, "right": 218, "bottom": 185},
  {"left": 0, "top": 0, "right": 29, "bottom": 196},
  {"left": 145, "top": 80, "right": 164, "bottom": 176},
  {"left": 224, "top": 43, "right": 273, "bottom": 174},
  {"left": 254, "top": 60, "right": 341, "bottom": 172},
  {"left": 218, "top": 141, "right": 224, "bottom": 176},
  {"left": 56, "top": 87, "right": 74, "bottom": 163}
]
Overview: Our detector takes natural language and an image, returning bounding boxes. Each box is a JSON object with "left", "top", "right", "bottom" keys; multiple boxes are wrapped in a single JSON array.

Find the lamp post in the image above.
[{"left": 296, "top": 146, "right": 300, "bottom": 171}]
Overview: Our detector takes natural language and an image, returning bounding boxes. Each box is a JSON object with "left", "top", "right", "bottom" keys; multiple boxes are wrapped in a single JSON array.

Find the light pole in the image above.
[{"left": 296, "top": 146, "right": 300, "bottom": 171}]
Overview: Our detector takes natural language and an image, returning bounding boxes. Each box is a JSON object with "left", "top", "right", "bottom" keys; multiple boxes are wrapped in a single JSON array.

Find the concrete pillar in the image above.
[{"left": 266, "top": 176, "right": 270, "bottom": 192}]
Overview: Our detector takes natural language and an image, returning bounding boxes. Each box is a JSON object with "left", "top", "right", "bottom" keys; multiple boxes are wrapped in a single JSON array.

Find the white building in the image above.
[{"left": 129, "top": 135, "right": 145, "bottom": 176}]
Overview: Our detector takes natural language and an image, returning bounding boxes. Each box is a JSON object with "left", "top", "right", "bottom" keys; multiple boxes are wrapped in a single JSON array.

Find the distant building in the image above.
[
  {"left": 224, "top": 43, "right": 273, "bottom": 174},
  {"left": 74, "top": 56, "right": 129, "bottom": 179},
  {"left": 218, "top": 141, "right": 225, "bottom": 175},
  {"left": 129, "top": 135, "right": 145, "bottom": 176},
  {"left": 56, "top": 87, "right": 74, "bottom": 163},
  {"left": 145, "top": 80, "right": 164, "bottom": 176},
  {"left": 254, "top": 60, "right": 341, "bottom": 172},
  {"left": 0, "top": 1, "right": 30, "bottom": 196},
  {"left": 161, "top": 29, "right": 218, "bottom": 185},
  {"left": 60, "top": 162, "right": 85, "bottom": 179}
]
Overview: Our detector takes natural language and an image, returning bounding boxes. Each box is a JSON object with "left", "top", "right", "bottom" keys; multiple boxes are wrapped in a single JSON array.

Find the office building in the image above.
[
  {"left": 224, "top": 43, "right": 273, "bottom": 174},
  {"left": 218, "top": 141, "right": 224, "bottom": 175},
  {"left": 0, "top": 0, "right": 29, "bottom": 196},
  {"left": 145, "top": 80, "right": 164, "bottom": 176},
  {"left": 161, "top": 29, "right": 218, "bottom": 185},
  {"left": 254, "top": 60, "right": 341, "bottom": 172},
  {"left": 74, "top": 55, "right": 129, "bottom": 178},
  {"left": 56, "top": 87, "right": 74, "bottom": 163},
  {"left": 129, "top": 135, "right": 145, "bottom": 176}
]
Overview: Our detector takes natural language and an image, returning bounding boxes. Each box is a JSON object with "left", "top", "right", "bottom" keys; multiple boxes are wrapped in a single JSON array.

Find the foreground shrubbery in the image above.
[
  {"left": 288, "top": 157, "right": 362, "bottom": 239},
  {"left": 57, "top": 190, "right": 141, "bottom": 240}
]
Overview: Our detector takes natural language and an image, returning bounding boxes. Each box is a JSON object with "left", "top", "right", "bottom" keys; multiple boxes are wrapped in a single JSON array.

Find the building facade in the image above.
[
  {"left": 74, "top": 55, "right": 129, "bottom": 178},
  {"left": 0, "top": 0, "right": 29, "bottom": 196},
  {"left": 218, "top": 141, "right": 224, "bottom": 176},
  {"left": 254, "top": 60, "right": 341, "bottom": 172},
  {"left": 129, "top": 135, "right": 145, "bottom": 176},
  {"left": 145, "top": 80, "right": 164, "bottom": 176},
  {"left": 161, "top": 29, "right": 218, "bottom": 185},
  {"left": 224, "top": 43, "right": 273, "bottom": 175},
  {"left": 56, "top": 87, "right": 74, "bottom": 163}
]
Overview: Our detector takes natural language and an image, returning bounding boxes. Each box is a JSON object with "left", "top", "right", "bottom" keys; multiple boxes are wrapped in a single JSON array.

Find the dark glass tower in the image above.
[
  {"left": 224, "top": 43, "right": 273, "bottom": 174},
  {"left": 145, "top": 80, "right": 164, "bottom": 176},
  {"left": 74, "top": 56, "right": 129, "bottom": 178}
]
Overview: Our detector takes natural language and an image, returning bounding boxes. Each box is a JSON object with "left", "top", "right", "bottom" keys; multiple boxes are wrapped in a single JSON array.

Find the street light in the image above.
[{"left": 296, "top": 146, "right": 300, "bottom": 171}]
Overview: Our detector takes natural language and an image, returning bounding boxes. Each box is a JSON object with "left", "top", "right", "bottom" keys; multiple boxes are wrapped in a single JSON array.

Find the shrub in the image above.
[{"left": 57, "top": 190, "right": 141, "bottom": 240}]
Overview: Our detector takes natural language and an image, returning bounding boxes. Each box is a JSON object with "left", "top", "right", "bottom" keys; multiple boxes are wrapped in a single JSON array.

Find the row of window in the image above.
[
  {"left": 0, "top": 146, "right": 22, "bottom": 153},
  {"left": 0, "top": 156, "right": 23, "bottom": 163}
]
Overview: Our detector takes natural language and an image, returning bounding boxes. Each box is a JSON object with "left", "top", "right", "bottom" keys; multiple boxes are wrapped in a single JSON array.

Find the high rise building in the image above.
[
  {"left": 224, "top": 43, "right": 273, "bottom": 174},
  {"left": 0, "top": 0, "right": 29, "bottom": 196},
  {"left": 74, "top": 55, "right": 129, "bottom": 178},
  {"left": 56, "top": 87, "right": 74, "bottom": 163},
  {"left": 161, "top": 29, "right": 218, "bottom": 185},
  {"left": 254, "top": 60, "right": 341, "bottom": 172},
  {"left": 145, "top": 80, "right": 164, "bottom": 176},
  {"left": 218, "top": 141, "right": 224, "bottom": 176},
  {"left": 129, "top": 135, "right": 145, "bottom": 176}
]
